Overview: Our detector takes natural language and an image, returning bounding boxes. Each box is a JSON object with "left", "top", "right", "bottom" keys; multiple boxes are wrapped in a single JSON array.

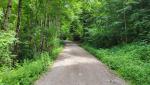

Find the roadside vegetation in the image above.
[
  {"left": 83, "top": 42, "right": 150, "bottom": 85},
  {"left": 0, "top": 48, "right": 62, "bottom": 85},
  {"left": 0, "top": 0, "right": 63, "bottom": 85},
  {"left": 0, "top": 0, "right": 149, "bottom": 85}
]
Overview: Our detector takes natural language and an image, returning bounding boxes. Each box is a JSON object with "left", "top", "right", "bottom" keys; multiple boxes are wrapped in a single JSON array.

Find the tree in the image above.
[{"left": 2, "top": 0, "right": 12, "bottom": 30}]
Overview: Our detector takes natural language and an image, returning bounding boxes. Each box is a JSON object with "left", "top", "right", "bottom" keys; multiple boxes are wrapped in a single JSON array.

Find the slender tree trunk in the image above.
[
  {"left": 45, "top": 13, "right": 47, "bottom": 27},
  {"left": 48, "top": 16, "right": 51, "bottom": 27},
  {"left": 15, "top": 0, "right": 22, "bottom": 57},
  {"left": 16, "top": 0, "right": 22, "bottom": 35},
  {"left": 40, "top": 19, "right": 44, "bottom": 52},
  {"left": 40, "top": 19, "right": 43, "bottom": 27},
  {"left": 123, "top": 0, "right": 127, "bottom": 43},
  {"left": 2, "top": 0, "right": 12, "bottom": 30}
]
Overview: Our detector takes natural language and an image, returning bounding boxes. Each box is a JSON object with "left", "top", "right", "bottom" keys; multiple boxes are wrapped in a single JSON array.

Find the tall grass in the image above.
[
  {"left": 83, "top": 42, "right": 150, "bottom": 85},
  {"left": 0, "top": 47, "right": 62, "bottom": 85}
]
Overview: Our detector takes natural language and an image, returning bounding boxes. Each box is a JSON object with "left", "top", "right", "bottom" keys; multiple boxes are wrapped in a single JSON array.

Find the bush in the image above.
[
  {"left": 0, "top": 31, "right": 16, "bottom": 67},
  {"left": 0, "top": 47, "right": 62, "bottom": 85}
]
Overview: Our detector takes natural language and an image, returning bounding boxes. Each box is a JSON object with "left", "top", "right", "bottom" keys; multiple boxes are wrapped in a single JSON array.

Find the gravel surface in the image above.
[{"left": 35, "top": 42, "right": 127, "bottom": 85}]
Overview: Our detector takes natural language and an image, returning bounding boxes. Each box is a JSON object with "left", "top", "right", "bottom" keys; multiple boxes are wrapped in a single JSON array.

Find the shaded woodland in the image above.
[{"left": 0, "top": 0, "right": 150, "bottom": 85}]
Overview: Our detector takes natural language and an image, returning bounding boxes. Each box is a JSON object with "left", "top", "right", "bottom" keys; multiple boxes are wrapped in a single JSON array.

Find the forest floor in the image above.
[{"left": 35, "top": 42, "right": 127, "bottom": 85}]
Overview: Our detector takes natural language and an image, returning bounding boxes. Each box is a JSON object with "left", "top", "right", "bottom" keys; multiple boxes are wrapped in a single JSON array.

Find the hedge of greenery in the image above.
[{"left": 0, "top": 47, "right": 62, "bottom": 85}]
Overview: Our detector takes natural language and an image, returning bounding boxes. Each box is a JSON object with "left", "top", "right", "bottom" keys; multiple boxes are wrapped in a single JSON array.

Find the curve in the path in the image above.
[{"left": 35, "top": 42, "right": 127, "bottom": 85}]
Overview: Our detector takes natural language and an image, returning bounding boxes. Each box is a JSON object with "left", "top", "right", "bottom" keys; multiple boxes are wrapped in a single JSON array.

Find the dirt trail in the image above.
[{"left": 35, "top": 42, "right": 127, "bottom": 85}]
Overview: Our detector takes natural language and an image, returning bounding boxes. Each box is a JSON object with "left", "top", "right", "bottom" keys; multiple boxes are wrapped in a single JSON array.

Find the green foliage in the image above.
[
  {"left": 69, "top": 19, "right": 83, "bottom": 41},
  {"left": 0, "top": 0, "right": 150, "bottom": 85},
  {"left": 80, "top": 0, "right": 150, "bottom": 47},
  {"left": 0, "top": 8, "right": 3, "bottom": 22},
  {"left": 83, "top": 42, "right": 150, "bottom": 85},
  {"left": 0, "top": 30, "right": 16, "bottom": 67},
  {"left": 0, "top": 0, "right": 63, "bottom": 84},
  {"left": 0, "top": 47, "right": 62, "bottom": 85}
]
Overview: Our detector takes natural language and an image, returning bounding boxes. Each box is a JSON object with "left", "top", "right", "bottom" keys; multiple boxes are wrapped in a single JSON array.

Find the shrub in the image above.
[
  {"left": 0, "top": 31, "right": 16, "bottom": 67},
  {"left": 0, "top": 47, "right": 62, "bottom": 85}
]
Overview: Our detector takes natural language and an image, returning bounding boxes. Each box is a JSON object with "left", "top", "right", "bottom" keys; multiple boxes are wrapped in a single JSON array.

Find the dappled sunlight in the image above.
[
  {"left": 63, "top": 47, "right": 72, "bottom": 52},
  {"left": 1, "top": 0, "right": 149, "bottom": 84},
  {"left": 53, "top": 42, "right": 101, "bottom": 68},
  {"left": 53, "top": 54, "right": 99, "bottom": 68},
  {"left": 35, "top": 43, "right": 127, "bottom": 85}
]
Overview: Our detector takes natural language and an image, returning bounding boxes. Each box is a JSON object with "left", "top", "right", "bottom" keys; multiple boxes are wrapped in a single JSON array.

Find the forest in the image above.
[{"left": 0, "top": 0, "right": 150, "bottom": 85}]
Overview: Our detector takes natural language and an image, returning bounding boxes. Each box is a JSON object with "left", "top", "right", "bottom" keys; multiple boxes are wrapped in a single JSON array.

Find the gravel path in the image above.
[{"left": 35, "top": 42, "right": 127, "bottom": 85}]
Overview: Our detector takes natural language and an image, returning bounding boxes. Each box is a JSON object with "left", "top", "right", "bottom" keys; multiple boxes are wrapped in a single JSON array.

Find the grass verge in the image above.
[
  {"left": 82, "top": 42, "right": 150, "bottom": 85},
  {"left": 0, "top": 47, "right": 62, "bottom": 85}
]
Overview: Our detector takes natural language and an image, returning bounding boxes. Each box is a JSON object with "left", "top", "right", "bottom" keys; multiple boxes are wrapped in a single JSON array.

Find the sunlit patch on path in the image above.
[{"left": 35, "top": 42, "right": 127, "bottom": 85}]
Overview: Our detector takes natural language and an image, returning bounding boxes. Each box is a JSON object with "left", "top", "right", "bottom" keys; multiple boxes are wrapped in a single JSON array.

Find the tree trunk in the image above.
[
  {"left": 123, "top": 0, "right": 127, "bottom": 43},
  {"left": 15, "top": 0, "right": 22, "bottom": 57},
  {"left": 16, "top": 0, "right": 22, "bottom": 36},
  {"left": 2, "top": 0, "right": 12, "bottom": 30},
  {"left": 45, "top": 13, "right": 47, "bottom": 27}
]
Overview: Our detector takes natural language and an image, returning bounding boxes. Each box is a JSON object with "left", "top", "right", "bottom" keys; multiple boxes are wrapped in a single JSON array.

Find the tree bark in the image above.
[
  {"left": 16, "top": 0, "right": 22, "bottom": 35},
  {"left": 15, "top": 0, "right": 22, "bottom": 57},
  {"left": 2, "top": 0, "right": 12, "bottom": 30},
  {"left": 123, "top": 0, "right": 127, "bottom": 43}
]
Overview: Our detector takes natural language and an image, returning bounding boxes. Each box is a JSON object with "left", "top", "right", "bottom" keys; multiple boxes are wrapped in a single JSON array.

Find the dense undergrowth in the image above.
[
  {"left": 83, "top": 42, "right": 150, "bottom": 85},
  {"left": 0, "top": 47, "right": 62, "bottom": 85},
  {"left": 0, "top": 31, "right": 16, "bottom": 67}
]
